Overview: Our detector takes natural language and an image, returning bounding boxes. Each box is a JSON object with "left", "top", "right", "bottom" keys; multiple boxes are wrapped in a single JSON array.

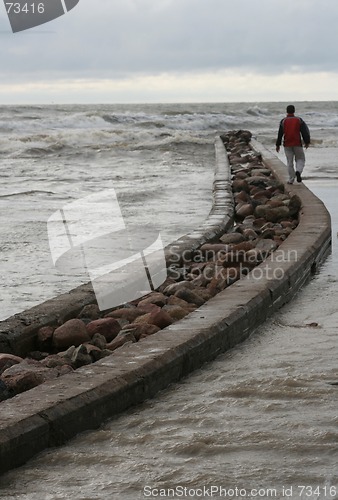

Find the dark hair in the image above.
[{"left": 286, "top": 105, "right": 295, "bottom": 114}]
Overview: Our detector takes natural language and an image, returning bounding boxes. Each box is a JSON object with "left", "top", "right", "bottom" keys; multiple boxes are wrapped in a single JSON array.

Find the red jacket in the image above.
[{"left": 276, "top": 113, "right": 310, "bottom": 147}]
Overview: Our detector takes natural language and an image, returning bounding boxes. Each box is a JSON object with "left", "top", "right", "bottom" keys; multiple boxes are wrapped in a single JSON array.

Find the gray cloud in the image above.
[{"left": 1, "top": 0, "right": 338, "bottom": 82}]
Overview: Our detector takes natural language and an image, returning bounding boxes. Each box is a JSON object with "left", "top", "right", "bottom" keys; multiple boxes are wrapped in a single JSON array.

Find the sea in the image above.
[{"left": 0, "top": 101, "right": 338, "bottom": 499}]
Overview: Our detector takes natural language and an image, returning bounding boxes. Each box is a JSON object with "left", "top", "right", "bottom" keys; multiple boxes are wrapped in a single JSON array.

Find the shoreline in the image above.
[{"left": 0, "top": 132, "right": 331, "bottom": 474}]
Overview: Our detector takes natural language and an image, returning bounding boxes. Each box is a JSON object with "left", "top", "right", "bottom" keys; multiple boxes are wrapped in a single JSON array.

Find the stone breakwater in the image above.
[
  {"left": 0, "top": 130, "right": 301, "bottom": 402},
  {"left": 0, "top": 134, "right": 331, "bottom": 475}
]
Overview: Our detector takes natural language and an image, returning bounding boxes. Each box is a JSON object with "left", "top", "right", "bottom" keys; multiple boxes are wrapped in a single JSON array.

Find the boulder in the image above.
[
  {"left": 232, "top": 179, "right": 250, "bottom": 192},
  {"left": 133, "top": 313, "right": 152, "bottom": 325},
  {"left": 175, "top": 287, "right": 205, "bottom": 307},
  {"left": 106, "top": 332, "right": 137, "bottom": 351},
  {"left": 288, "top": 194, "right": 302, "bottom": 216},
  {"left": 167, "top": 295, "right": 191, "bottom": 308},
  {"left": 220, "top": 233, "right": 245, "bottom": 245},
  {"left": 137, "top": 303, "right": 162, "bottom": 314},
  {"left": 105, "top": 307, "right": 144, "bottom": 323},
  {"left": 235, "top": 190, "right": 251, "bottom": 203},
  {"left": 0, "top": 380, "right": 13, "bottom": 401},
  {"left": 40, "top": 354, "right": 71, "bottom": 368},
  {"left": 162, "top": 305, "right": 190, "bottom": 321},
  {"left": 163, "top": 281, "right": 194, "bottom": 295},
  {"left": 122, "top": 323, "right": 161, "bottom": 340},
  {"left": 255, "top": 239, "right": 278, "bottom": 254},
  {"left": 53, "top": 319, "right": 90, "bottom": 350},
  {"left": 37, "top": 326, "right": 54, "bottom": 351},
  {"left": 236, "top": 203, "right": 254, "bottom": 219},
  {"left": 1, "top": 360, "right": 58, "bottom": 395},
  {"left": 90, "top": 333, "right": 107, "bottom": 350},
  {"left": 77, "top": 304, "right": 101, "bottom": 320},
  {"left": 137, "top": 292, "right": 167, "bottom": 308},
  {"left": 199, "top": 243, "right": 230, "bottom": 259},
  {"left": 148, "top": 309, "right": 173, "bottom": 329},
  {"left": 255, "top": 205, "right": 290, "bottom": 222},
  {"left": 0, "top": 354, "right": 23, "bottom": 375},
  {"left": 70, "top": 345, "right": 92, "bottom": 368},
  {"left": 86, "top": 318, "right": 121, "bottom": 342}
]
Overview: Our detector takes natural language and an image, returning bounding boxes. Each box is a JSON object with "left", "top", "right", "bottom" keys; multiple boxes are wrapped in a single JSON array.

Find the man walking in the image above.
[{"left": 276, "top": 104, "right": 310, "bottom": 184}]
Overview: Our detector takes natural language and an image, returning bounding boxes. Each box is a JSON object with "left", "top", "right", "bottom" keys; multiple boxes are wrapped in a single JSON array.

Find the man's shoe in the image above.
[{"left": 296, "top": 171, "right": 302, "bottom": 183}]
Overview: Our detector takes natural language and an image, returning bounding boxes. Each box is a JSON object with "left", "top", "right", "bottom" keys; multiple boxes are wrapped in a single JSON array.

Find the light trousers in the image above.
[{"left": 284, "top": 146, "right": 305, "bottom": 180}]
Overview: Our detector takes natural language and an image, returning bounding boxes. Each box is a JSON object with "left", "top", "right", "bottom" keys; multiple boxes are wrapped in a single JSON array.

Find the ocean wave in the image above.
[
  {"left": 246, "top": 105, "right": 271, "bottom": 116},
  {"left": 0, "top": 190, "right": 55, "bottom": 199},
  {"left": 21, "top": 143, "right": 65, "bottom": 157}
]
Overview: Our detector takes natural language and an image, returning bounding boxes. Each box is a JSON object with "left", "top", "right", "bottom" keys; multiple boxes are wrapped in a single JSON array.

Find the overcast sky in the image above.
[{"left": 1, "top": 0, "right": 338, "bottom": 104}]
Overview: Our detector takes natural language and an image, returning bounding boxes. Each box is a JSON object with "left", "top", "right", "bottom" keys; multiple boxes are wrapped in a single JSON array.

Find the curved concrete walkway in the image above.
[{"left": 0, "top": 138, "right": 331, "bottom": 474}]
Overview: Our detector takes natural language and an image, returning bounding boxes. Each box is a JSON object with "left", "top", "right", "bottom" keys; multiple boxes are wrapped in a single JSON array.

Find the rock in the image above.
[
  {"left": 260, "top": 227, "right": 276, "bottom": 239},
  {"left": 288, "top": 194, "right": 302, "bottom": 216},
  {"left": 53, "top": 319, "right": 90, "bottom": 350},
  {"left": 231, "top": 241, "right": 256, "bottom": 253},
  {"left": 190, "top": 273, "right": 210, "bottom": 288},
  {"left": 281, "top": 220, "right": 293, "bottom": 228},
  {"left": 58, "top": 365, "right": 74, "bottom": 376},
  {"left": 37, "top": 326, "right": 54, "bottom": 351},
  {"left": 265, "top": 206, "right": 290, "bottom": 222},
  {"left": 167, "top": 295, "right": 190, "bottom": 308},
  {"left": 242, "top": 228, "right": 258, "bottom": 240},
  {"left": 40, "top": 354, "right": 71, "bottom": 368},
  {"left": 199, "top": 243, "right": 230, "bottom": 259},
  {"left": 77, "top": 304, "right": 101, "bottom": 320},
  {"left": 137, "top": 292, "right": 167, "bottom": 308},
  {"left": 28, "top": 351, "right": 49, "bottom": 361},
  {"left": 250, "top": 168, "right": 271, "bottom": 177},
  {"left": 0, "top": 360, "right": 56, "bottom": 395},
  {"left": 175, "top": 287, "right": 205, "bottom": 307},
  {"left": 0, "top": 380, "right": 13, "bottom": 401},
  {"left": 83, "top": 343, "right": 102, "bottom": 358},
  {"left": 162, "top": 305, "right": 190, "bottom": 321},
  {"left": 163, "top": 281, "right": 194, "bottom": 295},
  {"left": 193, "top": 287, "right": 213, "bottom": 302},
  {"left": 266, "top": 199, "right": 284, "bottom": 208},
  {"left": 105, "top": 307, "right": 144, "bottom": 323},
  {"left": 255, "top": 205, "right": 290, "bottom": 222},
  {"left": 86, "top": 318, "right": 121, "bottom": 342},
  {"left": 116, "top": 318, "right": 130, "bottom": 329},
  {"left": 106, "top": 332, "right": 137, "bottom": 351},
  {"left": 245, "top": 248, "right": 265, "bottom": 263},
  {"left": 213, "top": 266, "right": 241, "bottom": 290},
  {"left": 137, "top": 303, "right": 162, "bottom": 314},
  {"left": 232, "top": 179, "right": 250, "bottom": 192},
  {"left": 134, "top": 309, "right": 172, "bottom": 329},
  {"left": 58, "top": 345, "right": 76, "bottom": 361},
  {"left": 234, "top": 171, "right": 248, "bottom": 179},
  {"left": 255, "top": 239, "right": 278, "bottom": 254},
  {"left": 0, "top": 354, "right": 23, "bottom": 375},
  {"left": 90, "top": 333, "right": 107, "bottom": 350},
  {"left": 247, "top": 176, "right": 270, "bottom": 188},
  {"left": 122, "top": 323, "right": 160, "bottom": 340},
  {"left": 157, "top": 276, "right": 177, "bottom": 291},
  {"left": 148, "top": 309, "right": 173, "bottom": 329},
  {"left": 235, "top": 190, "right": 251, "bottom": 203},
  {"left": 71, "top": 345, "right": 92, "bottom": 368},
  {"left": 2, "top": 370, "right": 43, "bottom": 394},
  {"left": 133, "top": 312, "right": 152, "bottom": 325},
  {"left": 220, "top": 233, "right": 245, "bottom": 245},
  {"left": 236, "top": 203, "right": 254, "bottom": 219}
]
